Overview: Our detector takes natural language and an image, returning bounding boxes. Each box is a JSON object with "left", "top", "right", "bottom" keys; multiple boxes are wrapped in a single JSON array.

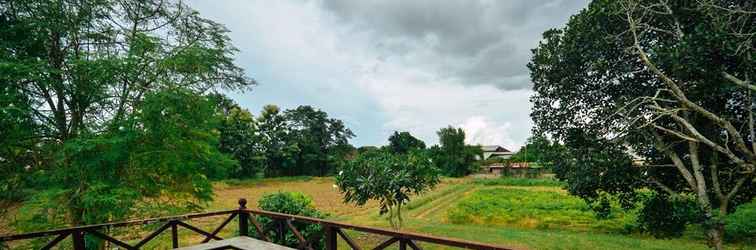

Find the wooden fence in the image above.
[{"left": 0, "top": 198, "right": 513, "bottom": 250}]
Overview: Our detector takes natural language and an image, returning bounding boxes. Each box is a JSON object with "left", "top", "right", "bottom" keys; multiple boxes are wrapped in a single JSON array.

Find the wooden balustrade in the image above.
[{"left": 0, "top": 199, "right": 513, "bottom": 250}]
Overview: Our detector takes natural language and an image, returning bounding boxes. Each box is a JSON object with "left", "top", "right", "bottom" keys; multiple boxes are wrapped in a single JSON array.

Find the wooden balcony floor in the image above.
[{"left": 176, "top": 236, "right": 294, "bottom": 250}]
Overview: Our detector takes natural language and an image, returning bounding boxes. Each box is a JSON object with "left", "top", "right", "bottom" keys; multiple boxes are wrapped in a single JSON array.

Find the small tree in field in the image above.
[{"left": 336, "top": 150, "right": 440, "bottom": 229}]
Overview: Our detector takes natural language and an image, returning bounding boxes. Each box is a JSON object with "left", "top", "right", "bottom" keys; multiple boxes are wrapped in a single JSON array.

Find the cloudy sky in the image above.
[{"left": 188, "top": 0, "right": 589, "bottom": 149}]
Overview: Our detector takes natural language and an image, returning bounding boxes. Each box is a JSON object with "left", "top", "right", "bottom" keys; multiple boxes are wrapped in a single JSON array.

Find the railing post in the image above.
[
  {"left": 399, "top": 239, "right": 407, "bottom": 250},
  {"left": 277, "top": 219, "right": 285, "bottom": 243},
  {"left": 171, "top": 221, "right": 179, "bottom": 248},
  {"left": 238, "top": 198, "right": 249, "bottom": 237},
  {"left": 325, "top": 226, "right": 337, "bottom": 250},
  {"left": 72, "top": 230, "right": 85, "bottom": 250}
]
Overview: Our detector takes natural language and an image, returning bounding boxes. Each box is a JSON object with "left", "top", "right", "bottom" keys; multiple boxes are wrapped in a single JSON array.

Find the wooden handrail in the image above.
[{"left": 0, "top": 198, "right": 514, "bottom": 250}]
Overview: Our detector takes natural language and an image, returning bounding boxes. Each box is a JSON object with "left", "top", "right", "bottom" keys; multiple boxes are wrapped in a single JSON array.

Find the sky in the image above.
[{"left": 188, "top": 0, "right": 589, "bottom": 149}]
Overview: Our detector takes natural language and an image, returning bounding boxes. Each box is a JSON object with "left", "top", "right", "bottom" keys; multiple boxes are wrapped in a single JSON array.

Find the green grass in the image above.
[
  {"left": 404, "top": 183, "right": 471, "bottom": 210},
  {"left": 473, "top": 177, "right": 564, "bottom": 187},
  {"left": 412, "top": 222, "right": 722, "bottom": 250},
  {"left": 445, "top": 187, "right": 629, "bottom": 232}
]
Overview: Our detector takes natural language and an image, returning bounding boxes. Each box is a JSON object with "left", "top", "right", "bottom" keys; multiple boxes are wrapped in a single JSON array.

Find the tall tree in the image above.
[
  {"left": 257, "top": 105, "right": 298, "bottom": 177},
  {"left": 283, "top": 106, "right": 354, "bottom": 176},
  {"left": 529, "top": 0, "right": 755, "bottom": 247},
  {"left": 1, "top": 0, "right": 252, "bottom": 230},
  {"left": 388, "top": 131, "right": 426, "bottom": 154},
  {"left": 432, "top": 126, "right": 481, "bottom": 177},
  {"left": 211, "top": 94, "right": 265, "bottom": 178}
]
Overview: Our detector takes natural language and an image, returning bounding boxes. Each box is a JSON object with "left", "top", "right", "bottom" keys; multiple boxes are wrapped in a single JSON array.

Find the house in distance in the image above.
[{"left": 480, "top": 145, "right": 513, "bottom": 160}]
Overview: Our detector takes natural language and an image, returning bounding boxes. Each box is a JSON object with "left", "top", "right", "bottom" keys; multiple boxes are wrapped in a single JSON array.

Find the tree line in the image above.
[{"left": 213, "top": 95, "right": 355, "bottom": 178}]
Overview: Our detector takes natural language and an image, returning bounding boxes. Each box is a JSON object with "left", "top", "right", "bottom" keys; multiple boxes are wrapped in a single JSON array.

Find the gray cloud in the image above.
[{"left": 320, "top": 0, "right": 588, "bottom": 90}]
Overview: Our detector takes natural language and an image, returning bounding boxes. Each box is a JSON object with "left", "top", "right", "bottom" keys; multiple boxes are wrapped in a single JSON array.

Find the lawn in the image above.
[{"left": 2, "top": 176, "right": 753, "bottom": 250}]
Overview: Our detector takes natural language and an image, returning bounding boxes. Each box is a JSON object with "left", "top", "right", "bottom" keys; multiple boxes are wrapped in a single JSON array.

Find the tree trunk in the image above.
[{"left": 706, "top": 223, "right": 725, "bottom": 250}]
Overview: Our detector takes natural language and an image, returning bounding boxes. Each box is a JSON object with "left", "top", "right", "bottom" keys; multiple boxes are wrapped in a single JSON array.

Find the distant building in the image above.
[
  {"left": 485, "top": 163, "right": 507, "bottom": 174},
  {"left": 480, "top": 145, "right": 513, "bottom": 160}
]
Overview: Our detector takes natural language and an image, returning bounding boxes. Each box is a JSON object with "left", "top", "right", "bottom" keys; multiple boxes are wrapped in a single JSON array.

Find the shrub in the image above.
[
  {"left": 725, "top": 199, "right": 756, "bottom": 242},
  {"left": 256, "top": 192, "right": 326, "bottom": 249},
  {"left": 637, "top": 193, "right": 702, "bottom": 238}
]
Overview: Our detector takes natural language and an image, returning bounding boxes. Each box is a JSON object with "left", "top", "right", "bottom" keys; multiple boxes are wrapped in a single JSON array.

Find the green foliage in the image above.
[
  {"left": 0, "top": 0, "right": 252, "bottom": 234},
  {"left": 258, "top": 105, "right": 300, "bottom": 177},
  {"left": 638, "top": 193, "right": 702, "bottom": 238},
  {"left": 528, "top": 0, "right": 755, "bottom": 245},
  {"left": 257, "top": 105, "right": 355, "bottom": 177},
  {"left": 431, "top": 126, "right": 482, "bottom": 177},
  {"left": 336, "top": 149, "right": 440, "bottom": 228},
  {"left": 724, "top": 199, "right": 756, "bottom": 242},
  {"left": 284, "top": 106, "right": 355, "bottom": 176},
  {"left": 388, "top": 131, "right": 426, "bottom": 154},
  {"left": 508, "top": 135, "right": 566, "bottom": 169},
  {"left": 256, "top": 192, "right": 326, "bottom": 249},
  {"left": 211, "top": 94, "right": 266, "bottom": 178}
]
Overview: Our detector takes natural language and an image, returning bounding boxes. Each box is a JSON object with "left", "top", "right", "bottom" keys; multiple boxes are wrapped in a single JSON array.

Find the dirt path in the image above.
[{"left": 414, "top": 185, "right": 476, "bottom": 220}]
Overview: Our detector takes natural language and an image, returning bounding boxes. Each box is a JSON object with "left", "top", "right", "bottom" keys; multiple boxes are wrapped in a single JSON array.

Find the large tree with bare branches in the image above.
[{"left": 529, "top": 0, "right": 754, "bottom": 248}]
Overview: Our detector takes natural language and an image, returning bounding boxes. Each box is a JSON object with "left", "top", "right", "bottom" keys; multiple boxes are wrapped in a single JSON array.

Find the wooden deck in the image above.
[{"left": 177, "top": 236, "right": 294, "bottom": 250}]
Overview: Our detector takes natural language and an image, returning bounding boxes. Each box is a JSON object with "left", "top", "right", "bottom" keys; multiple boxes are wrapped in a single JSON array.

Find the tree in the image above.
[
  {"left": 432, "top": 126, "right": 481, "bottom": 177},
  {"left": 1, "top": 0, "right": 252, "bottom": 231},
  {"left": 211, "top": 94, "right": 265, "bottom": 178},
  {"left": 257, "top": 105, "right": 298, "bottom": 177},
  {"left": 281, "top": 106, "right": 355, "bottom": 176},
  {"left": 16, "top": 88, "right": 234, "bottom": 236},
  {"left": 388, "top": 131, "right": 426, "bottom": 154},
  {"left": 529, "top": 0, "right": 755, "bottom": 247},
  {"left": 509, "top": 134, "right": 566, "bottom": 168},
  {"left": 336, "top": 149, "right": 440, "bottom": 229}
]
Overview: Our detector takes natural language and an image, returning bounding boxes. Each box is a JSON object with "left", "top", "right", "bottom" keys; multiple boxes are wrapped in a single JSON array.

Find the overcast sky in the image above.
[{"left": 188, "top": 0, "right": 589, "bottom": 149}]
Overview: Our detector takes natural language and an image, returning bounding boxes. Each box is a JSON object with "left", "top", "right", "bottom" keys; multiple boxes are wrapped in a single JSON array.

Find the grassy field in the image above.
[
  {"left": 2, "top": 176, "right": 754, "bottom": 249},
  {"left": 201, "top": 177, "right": 752, "bottom": 249}
]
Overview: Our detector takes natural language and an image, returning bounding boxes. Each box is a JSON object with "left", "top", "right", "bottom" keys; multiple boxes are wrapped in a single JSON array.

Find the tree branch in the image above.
[{"left": 722, "top": 72, "right": 756, "bottom": 91}]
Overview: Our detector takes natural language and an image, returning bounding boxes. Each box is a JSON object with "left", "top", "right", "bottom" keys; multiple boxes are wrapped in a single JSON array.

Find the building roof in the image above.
[{"left": 481, "top": 145, "right": 511, "bottom": 152}]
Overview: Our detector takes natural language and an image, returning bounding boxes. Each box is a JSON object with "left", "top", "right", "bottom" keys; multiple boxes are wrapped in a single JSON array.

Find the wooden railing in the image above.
[{"left": 0, "top": 198, "right": 513, "bottom": 250}]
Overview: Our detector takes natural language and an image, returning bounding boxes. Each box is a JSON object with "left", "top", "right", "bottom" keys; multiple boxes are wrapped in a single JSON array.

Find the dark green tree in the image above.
[
  {"left": 211, "top": 94, "right": 265, "bottom": 178},
  {"left": 0, "top": 0, "right": 252, "bottom": 232},
  {"left": 509, "top": 134, "right": 566, "bottom": 168},
  {"left": 432, "top": 126, "right": 481, "bottom": 177},
  {"left": 388, "top": 131, "right": 426, "bottom": 154},
  {"left": 283, "top": 106, "right": 354, "bottom": 176},
  {"left": 528, "top": 0, "right": 755, "bottom": 247},
  {"left": 257, "top": 105, "right": 298, "bottom": 177}
]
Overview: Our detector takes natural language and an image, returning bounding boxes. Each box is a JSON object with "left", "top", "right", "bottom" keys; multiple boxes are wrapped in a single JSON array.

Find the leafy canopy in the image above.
[
  {"left": 1, "top": 0, "right": 252, "bottom": 230},
  {"left": 336, "top": 149, "right": 440, "bottom": 229},
  {"left": 431, "top": 126, "right": 482, "bottom": 177},
  {"left": 388, "top": 131, "right": 426, "bottom": 154}
]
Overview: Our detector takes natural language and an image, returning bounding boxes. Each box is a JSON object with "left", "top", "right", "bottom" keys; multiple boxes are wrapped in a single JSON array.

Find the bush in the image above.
[
  {"left": 637, "top": 193, "right": 701, "bottom": 238},
  {"left": 725, "top": 199, "right": 756, "bottom": 242},
  {"left": 256, "top": 192, "right": 326, "bottom": 249}
]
